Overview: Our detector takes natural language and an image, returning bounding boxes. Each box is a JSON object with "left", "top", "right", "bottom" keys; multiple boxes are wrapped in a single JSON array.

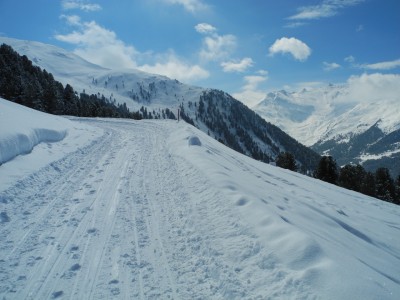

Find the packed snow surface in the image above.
[{"left": 1, "top": 101, "right": 400, "bottom": 299}]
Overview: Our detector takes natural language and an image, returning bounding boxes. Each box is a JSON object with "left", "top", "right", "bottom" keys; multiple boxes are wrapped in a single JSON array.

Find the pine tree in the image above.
[
  {"left": 360, "top": 171, "right": 376, "bottom": 197},
  {"left": 276, "top": 152, "right": 297, "bottom": 171},
  {"left": 338, "top": 164, "right": 366, "bottom": 192},
  {"left": 394, "top": 175, "right": 400, "bottom": 205},
  {"left": 375, "top": 167, "right": 395, "bottom": 202},
  {"left": 314, "top": 156, "right": 338, "bottom": 184}
]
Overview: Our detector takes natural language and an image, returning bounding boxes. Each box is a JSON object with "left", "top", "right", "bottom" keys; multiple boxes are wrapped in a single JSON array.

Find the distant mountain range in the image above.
[
  {"left": 253, "top": 87, "right": 400, "bottom": 177},
  {"left": 0, "top": 37, "right": 320, "bottom": 172}
]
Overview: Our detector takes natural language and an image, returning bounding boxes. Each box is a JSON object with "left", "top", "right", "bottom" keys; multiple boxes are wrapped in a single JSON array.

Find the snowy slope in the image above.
[
  {"left": 1, "top": 101, "right": 399, "bottom": 299},
  {"left": 253, "top": 86, "right": 400, "bottom": 147},
  {"left": 0, "top": 36, "right": 203, "bottom": 112},
  {"left": 253, "top": 85, "right": 400, "bottom": 176}
]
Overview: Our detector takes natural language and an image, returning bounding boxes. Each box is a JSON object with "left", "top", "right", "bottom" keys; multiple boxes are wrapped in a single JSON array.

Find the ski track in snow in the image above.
[
  {"left": 0, "top": 119, "right": 280, "bottom": 299},
  {"left": 1, "top": 118, "right": 399, "bottom": 299}
]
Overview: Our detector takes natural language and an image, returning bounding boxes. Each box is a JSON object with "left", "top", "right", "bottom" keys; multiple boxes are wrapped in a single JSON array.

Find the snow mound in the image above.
[
  {"left": 0, "top": 98, "right": 67, "bottom": 164},
  {"left": 0, "top": 98, "right": 103, "bottom": 191},
  {"left": 188, "top": 135, "right": 202, "bottom": 146},
  {"left": 0, "top": 99, "right": 68, "bottom": 164}
]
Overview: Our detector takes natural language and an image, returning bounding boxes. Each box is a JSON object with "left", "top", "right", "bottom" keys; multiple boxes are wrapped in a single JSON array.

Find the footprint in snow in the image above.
[
  {"left": 236, "top": 197, "right": 249, "bottom": 206},
  {"left": 52, "top": 291, "right": 63, "bottom": 299},
  {"left": 70, "top": 263, "right": 81, "bottom": 271},
  {"left": 87, "top": 228, "right": 98, "bottom": 235},
  {"left": 0, "top": 211, "right": 10, "bottom": 223}
]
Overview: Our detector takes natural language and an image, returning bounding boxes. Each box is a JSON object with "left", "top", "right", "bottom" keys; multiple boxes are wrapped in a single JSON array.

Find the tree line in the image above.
[
  {"left": 276, "top": 152, "right": 400, "bottom": 205},
  {"left": 0, "top": 44, "right": 147, "bottom": 119}
]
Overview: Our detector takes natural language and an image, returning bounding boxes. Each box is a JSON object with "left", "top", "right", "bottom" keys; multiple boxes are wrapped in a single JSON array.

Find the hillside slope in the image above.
[{"left": 1, "top": 100, "right": 399, "bottom": 299}]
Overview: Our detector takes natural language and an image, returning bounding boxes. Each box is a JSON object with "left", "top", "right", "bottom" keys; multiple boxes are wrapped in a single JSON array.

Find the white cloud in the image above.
[
  {"left": 194, "top": 23, "right": 237, "bottom": 61},
  {"left": 356, "top": 24, "right": 364, "bottom": 32},
  {"left": 285, "top": 22, "right": 307, "bottom": 28},
  {"left": 55, "top": 21, "right": 138, "bottom": 69},
  {"left": 60, "top": 14, "right": 82, "bottom": 26},
  {"left": 257, "top": 69, "right": 268, "bottom": 76},
  {"left": 359, "top": 59, "right": 400, "bottom": 70},
  {"left": 269, "top": 37, "right": 311, "bottom": 62},
  {"left": 195, "top": 23, "right": 216, "bottom": 34},
  {"left": 233, "top": 75, "right": 268, "bottom": 107},
  {"left": 221, "top": 58, "right": 254, "bottom": 73},
  {"left": 288, "top": 0, "right": 364, "bottom": 20},
  {"left": 55, "top": 19, "right": 208, "bottom": 83},
  {"left": 200, "top": 34, "right": 236, "bottom": 61},
  {"left": 139, "top": 53, "right": 209, "bottom": 82},
  {"left": 195, "top": 24, "right": 237, "bottom": 62},
  {"left": 62, "top": 0, "right": 102, "bottom": 12},
  {"left": 162, "top": 0, "right": 208, "bottom": 13},
  {"left": 323, "top": 61, "right": 341, "bottom": 71},
  {"left": 344, "top": 55, "right": 355, "bottom": 63},
  {"left": 346, "top": 73, "right": 400, "bottom": 103}
]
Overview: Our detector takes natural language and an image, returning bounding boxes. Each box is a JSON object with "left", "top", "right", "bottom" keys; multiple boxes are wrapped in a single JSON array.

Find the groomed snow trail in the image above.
[
  {"left": 0, "top": 119, "right": 274, "bottom": 299},
  {"left": 1, "top": 118, "right": 399, "bottom": 299},
  {"left": 0, "top": 119, "right": 183, "bottom": 299}
]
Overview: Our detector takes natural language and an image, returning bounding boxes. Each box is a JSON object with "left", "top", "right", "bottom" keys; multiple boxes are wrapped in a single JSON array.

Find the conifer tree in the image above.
[
  {"left": 276, "top": 152, "right": 297, "bottom": 171},
  {"left": 314, "top": 156, "right": 338, "bottom": 184},
  {"left": 338, "top": 164, "right": 366, "bottom": 192},
  {"left": 394, "top": 175, "right": 400, "bottom": 205},
  {"left": 360, "top": 171, "right": 376, "bottom": 197},
  {"left": 375, "top": 167, "right": 395, "bottom": 202}
]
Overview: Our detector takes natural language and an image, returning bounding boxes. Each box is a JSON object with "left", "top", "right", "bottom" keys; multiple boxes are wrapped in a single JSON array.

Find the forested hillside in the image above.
[{"left": 0, "top": 44, "right": 138, "bottom": 119}]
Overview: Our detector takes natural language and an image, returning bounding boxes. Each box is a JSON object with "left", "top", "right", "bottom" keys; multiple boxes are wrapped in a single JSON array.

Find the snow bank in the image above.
[
  {"left": 0, "top": 98, "right": 103, "bottom": 191},
  {"left": 0, "top": 98, "right": 67, "bottom": 164}
]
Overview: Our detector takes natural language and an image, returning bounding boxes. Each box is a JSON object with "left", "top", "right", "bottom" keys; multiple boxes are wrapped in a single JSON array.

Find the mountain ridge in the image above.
[{"left": 253, "top": 86, "right": 400, "bottom": 177}]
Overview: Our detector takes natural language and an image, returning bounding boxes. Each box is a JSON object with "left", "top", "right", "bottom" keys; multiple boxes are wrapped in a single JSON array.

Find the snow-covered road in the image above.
[
  {"left": 1, "top": 120, "right": 198, "bottom": 299},
  {"left": 0, "top": 119, "right": 268, "bottom": 299},
  {"left": 1, "top": 117, "right": 399, "bottom": 299}
]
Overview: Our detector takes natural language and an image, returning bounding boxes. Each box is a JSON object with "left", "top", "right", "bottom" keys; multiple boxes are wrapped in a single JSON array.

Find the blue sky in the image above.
[{"left": 0, "top": 0, "right": 399, "bottom": 106}]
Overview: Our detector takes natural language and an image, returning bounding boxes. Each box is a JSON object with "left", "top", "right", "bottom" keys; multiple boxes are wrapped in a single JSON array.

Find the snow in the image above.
[
  {"left": 0, "top": 37, "right": 204, "bottom": 112},
  {"left": 0, "top": 98, "right": 67, "bottom": 164},
  {"left": 253, "top": 86, "right": 400, "bottom": 147},
  {"left": 358, "top": 147, "right": 400, "bottom": 163},
  {"left": 0, "top": 98, "right": 103, "bottom": 191},
  {"left": 1, "top": 100, "right": 399, "bottom": 299}
]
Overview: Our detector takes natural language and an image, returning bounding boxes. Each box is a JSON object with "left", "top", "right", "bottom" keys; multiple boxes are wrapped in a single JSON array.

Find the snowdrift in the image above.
[
  {"left": 0, "top": 99, "right": 103, "bottom": 191},
  {"left": 0, "top": 98, "right": 67, "bottom": 164}
]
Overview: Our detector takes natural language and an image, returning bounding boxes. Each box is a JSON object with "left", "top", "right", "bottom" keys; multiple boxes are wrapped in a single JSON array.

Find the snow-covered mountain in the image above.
[
  {"left": 1, "top": 99, "right": 399, "bottom": 299},
  {"left": 0, "top": 37, "right": 202, "bottom": 112},
  {"left": 0, "top": 37, "right": 320, "bottom": 171},
  {"left": 253, "top": 85, "right": 400, "bottom": 176}
]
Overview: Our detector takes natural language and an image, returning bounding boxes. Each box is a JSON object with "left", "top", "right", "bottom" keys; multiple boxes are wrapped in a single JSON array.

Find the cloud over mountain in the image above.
[
  {"left": 269, "top": 37, "right": 311, "bottom": 62},
  {"left": 221, "top": 58, "right": 254, "bottom": 73}
]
